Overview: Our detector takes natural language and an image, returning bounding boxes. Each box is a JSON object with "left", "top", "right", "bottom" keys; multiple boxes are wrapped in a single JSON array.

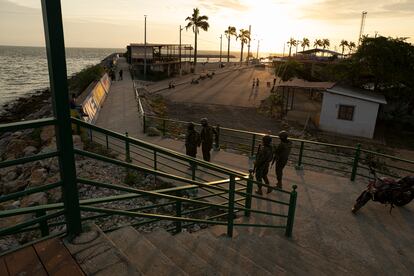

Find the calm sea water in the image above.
[{"left": 0, "top": 45, "right": 123, "bottom": 106}]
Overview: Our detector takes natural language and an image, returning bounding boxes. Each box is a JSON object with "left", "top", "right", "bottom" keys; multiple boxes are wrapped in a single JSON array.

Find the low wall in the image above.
[{"left": 82, "top": 73, "right": 111, "bottom": 124}]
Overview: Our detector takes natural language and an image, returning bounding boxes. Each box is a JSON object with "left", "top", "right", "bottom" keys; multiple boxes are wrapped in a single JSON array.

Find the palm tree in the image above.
[
  {"left": 301, "top": 38, "right": 310, "bottom": 52},
  {"left": 224, "top": 26, "right": 237, "bottom": 63},
  {"left": 185, "top": 8, "right": 209, "bottom": 71},
  {"left": 287, "top": 37, "right": 297, "bottom": 57},
  {"left": 322, "top": 38, "right": 330, "bottom": 50},
  {"left": 237, "top": 29, "right": 250, "bottom": 63},
  {"left": 314, "top": 39, "right": 323, "bottom": 49},
  {"left": 339, "top": 40, "right": 349, "bottom": 56},
  {"left": 348, "top": 41, "right": 356, "bottom": 54}
]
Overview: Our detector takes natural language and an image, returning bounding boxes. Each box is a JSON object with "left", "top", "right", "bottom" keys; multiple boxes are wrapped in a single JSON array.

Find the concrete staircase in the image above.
[{"left": 102, "top": 225, "right": 350, "bottom": 276}]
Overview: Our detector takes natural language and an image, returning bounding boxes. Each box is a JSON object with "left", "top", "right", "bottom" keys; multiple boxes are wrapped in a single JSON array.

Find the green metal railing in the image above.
[
  {"left": 0, "top": 117, "right": 298, "bottom": 255},
  {"left": 137, "top": 112, "right": 414, "bottom": 182}
]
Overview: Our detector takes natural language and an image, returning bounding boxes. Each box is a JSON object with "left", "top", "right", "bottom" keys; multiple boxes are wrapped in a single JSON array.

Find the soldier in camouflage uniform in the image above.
[
  {"left": 272, "top": 131, "right": 292, "bottom": 189},
  {"left": 254, "top": 135, "right": 274, "bottom": 195},
  {"left": 200, "top": 118, "right": 216, "bottom": 162},
  {"left": 185, "top": 122, "right": 200, "bottom": 158}
]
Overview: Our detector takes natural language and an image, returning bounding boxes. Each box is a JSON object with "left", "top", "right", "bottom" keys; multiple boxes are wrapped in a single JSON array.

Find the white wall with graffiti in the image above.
[{"left": 82, "top": 73, "right": 111, "bottom": 124}]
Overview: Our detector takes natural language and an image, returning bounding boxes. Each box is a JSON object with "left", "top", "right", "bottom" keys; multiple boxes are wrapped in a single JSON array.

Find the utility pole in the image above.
[
  {"left": 144, "top": 15, "right": 147, "bottom": 80},
  {"left": 256, "top": 40, "right": 260, "bottom": 59},
  {"left": 247, "top": 25, "right": 251, "bottom": 64},
  {"left": 219, "top": 34, "right": 222, "bottom": 64},
  {"left": 282, "top": 43, "right": 285, "bottom": 57},
  {"left": 358, "top": 11, "right": 367, "bottom": 46},
  {"left": 179, "top": 25, "right": 184, "bottom": 76}
]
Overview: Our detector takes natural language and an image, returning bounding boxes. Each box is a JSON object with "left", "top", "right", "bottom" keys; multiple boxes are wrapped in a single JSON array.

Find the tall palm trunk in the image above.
[
  {"left": 227, "top": 37, "right": 231, "bottom": 63},
  {"left": 288, "top": 46, "right": 292, "bottom": 57},
  {"left": 194, "top": 28, "right": 198, "bottom": 71},
  {"left": 240, "top": 42, "right": 244, "bottom": 63}
]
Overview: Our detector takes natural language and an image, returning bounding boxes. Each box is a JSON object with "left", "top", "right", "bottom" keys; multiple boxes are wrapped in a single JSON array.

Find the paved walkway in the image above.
[{"left": 95, "top": 58, "right": 414, "bottom": 274}]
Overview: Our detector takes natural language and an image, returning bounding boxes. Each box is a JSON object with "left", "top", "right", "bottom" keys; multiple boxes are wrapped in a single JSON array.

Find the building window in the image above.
[{"left": 337, "top": 105, "right": 354, "bottom": 121}]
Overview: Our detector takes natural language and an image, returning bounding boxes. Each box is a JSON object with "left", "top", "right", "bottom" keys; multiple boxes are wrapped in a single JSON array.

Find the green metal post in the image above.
[
  {"left": 162, "top": 119, "right": 166, "bottom": 136},
  {"left": 227, "top": 175, "right": 236, "bottom": 237},
  {"left": 244, "top": 170, "right": 254, "bottom": 217},
  {"left": 143, "top": 115, "right": 146, "bottom": 133},
  {"left": 89, "top": 128, "right": 93, "bottom": 142},
  {"left": 351, "top": 143, "right": 361, "bottom": 181},
  {"left": 251, "top": 134, "right": 256, "bottom": 156},
  {"left": 295, "top": 141, "right": 304, "bottom": 170},
  {"left": 175, "top": 201, "right": 182, "bottom": 233},
  {"left": 41, "top": 0, "right": 82, "bottom": 236},
  {"left": 125, "top": 132, "right": 131, "bottom": 163},
  {"left": 105, "top": 134, "right": 109, "bottom": 149},
  {"left": 36, "top": 210, "right": 50, "bottom": 237},
  {"left": 285, "top": 185, "right": 298, "bottom": 238}
]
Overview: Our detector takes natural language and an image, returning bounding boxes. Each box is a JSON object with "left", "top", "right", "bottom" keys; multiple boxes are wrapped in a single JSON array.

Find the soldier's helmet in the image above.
[
  {"left": 187, "top": 122, "right": 195, "bottom": 130},
  {"left": 200, "top": 118, "right": 208, "bottom": 126},
  {"left": 278, "top": 130, "right": 289, "bottom": 140},
  {"left": 262, "top": 135, "right": 272, "bottom": 145}
]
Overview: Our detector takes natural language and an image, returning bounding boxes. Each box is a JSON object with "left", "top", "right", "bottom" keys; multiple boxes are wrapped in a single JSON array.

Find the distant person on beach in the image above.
[
  {"left": 185, "top": 122, "right": 201, "bottom": 159},
  {"left": 200, "top": 118, "right": 216, "bottom": 162},
  {"left": 252, "top": 80, "right": 255, "bottom": 88},
  {"left": 110, "top": 70, "right": 116, "bottom": 82},
  {"left": 256, "top": 78, "right": 260, "bottom": 87},
  {"left": 118, "top": 69, "right": 123, "bottom": 81},
  {"left": 271, "top": 131, "right": 292, "bottom": 189},
  {"left": 254, "top": 135, "right": 273, "bottom": 195},
  {"left": 273, "top": 78, "right": 276, "bottom": 86}
]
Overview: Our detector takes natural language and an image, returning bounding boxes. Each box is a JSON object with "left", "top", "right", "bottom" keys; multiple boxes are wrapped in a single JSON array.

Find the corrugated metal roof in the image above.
[{"left": 326, "top": 85, "right": 387, "bottom": 104}]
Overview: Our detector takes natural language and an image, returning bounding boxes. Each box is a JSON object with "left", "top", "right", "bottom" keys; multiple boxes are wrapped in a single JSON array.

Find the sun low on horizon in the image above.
[{"left": 1, "top": 0, "right": 414, "bottom": 53}]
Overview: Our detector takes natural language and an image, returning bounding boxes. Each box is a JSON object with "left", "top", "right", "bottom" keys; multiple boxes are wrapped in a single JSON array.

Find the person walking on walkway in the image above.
[
  {"left": 254, "top": 135, "right": 274, "bottom": 195},
  {"left": 256, "top": 78, "right": 260, "bottom": 87},
  {"left": 200, "top": 118, "right": 216, "bottom": 162},
  {"left": 119, "top": 69, "right": 123, "bottom": 81},
  {"left": 271, "top": 131, "right": 292, "bottom": 189},
  {"left": 185, "top": 122, "right": 200, "bottom": 159}
]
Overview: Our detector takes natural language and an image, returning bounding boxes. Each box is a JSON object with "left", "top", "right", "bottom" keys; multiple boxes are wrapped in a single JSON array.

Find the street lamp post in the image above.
[
  {"left": 179, "top": 25, "right": 185, "bottom": 76},
  {"left": 256, "top": 40, "right": 260, "bottom": 59},
  {"left": 144, "top": 15, "right": 147, "bottom": 80},
  {"left": 219, "top": 34, "right": 222, "bottom": 65}
]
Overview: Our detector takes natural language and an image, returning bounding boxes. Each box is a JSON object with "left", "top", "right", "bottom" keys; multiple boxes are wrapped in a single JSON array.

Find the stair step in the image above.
[
  {"left": 144, "top": 229, "right": 219, "bottom": 276},
  {"left": 176, "top": 231, "right": 266, "bottom": 276},
  {"left": 227, "top": 231, "right": 349, "bottom": 275},
  {"left": 64, "top": 224, "right": 142, "bottom": 276},
  {"left": 202, "top": 233, "right": 288, "bottom": 275},
  {"left": 108, "top": 227, "right": 187, "bottom": 276}
]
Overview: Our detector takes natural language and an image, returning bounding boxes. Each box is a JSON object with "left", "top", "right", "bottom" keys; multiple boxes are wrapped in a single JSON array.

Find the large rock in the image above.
[
  {"left": 4, "top": 139, "right": 29, "bottom": 159},
  {"left": 147, "top": 127, "right": 161, "bottom": 137},
  {"left": 21, "top": 192, "right": 47, "bottom": 207},
  {"left": 1, "top": 179, "right": 27, "bottom": 194},
  {"left": 29, "top": 168, "right": 47, "bottom": 187},
  {"left": 40, "top": 125, "right": 55, "bottom": 145},
  {"left": 23, "top": 145, "right": 37, "bottom": 157}
]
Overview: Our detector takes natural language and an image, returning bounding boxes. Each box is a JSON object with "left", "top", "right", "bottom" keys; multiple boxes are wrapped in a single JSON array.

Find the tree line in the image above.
[{"left": 286, "top": 37, "right": 356, "bottom": 56}]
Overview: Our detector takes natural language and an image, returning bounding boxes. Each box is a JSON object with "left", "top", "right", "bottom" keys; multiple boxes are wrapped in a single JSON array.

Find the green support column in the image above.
[
  {"left": 41, "top": 0, "right": 82, "bottom": 236},
  {"left": 244, "top": 170, "right": 254, "bottom": 217},
  {"left": 351, "top": 143, "right": 361, "bottom": 181},
  {"left": 36, "top": 210, "right": 50, "bottom": 237},
  {"left": 227, "top": 175, "right": 236, "bottom": 237},
  {"left": 285, "top": 185, "right": 298, "bottom": 238}
]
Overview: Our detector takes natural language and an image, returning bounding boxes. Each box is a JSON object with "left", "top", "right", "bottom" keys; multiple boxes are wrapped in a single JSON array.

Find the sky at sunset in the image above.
[{"left": 1, "top": 0, "right": 414, "bottom": 54}]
